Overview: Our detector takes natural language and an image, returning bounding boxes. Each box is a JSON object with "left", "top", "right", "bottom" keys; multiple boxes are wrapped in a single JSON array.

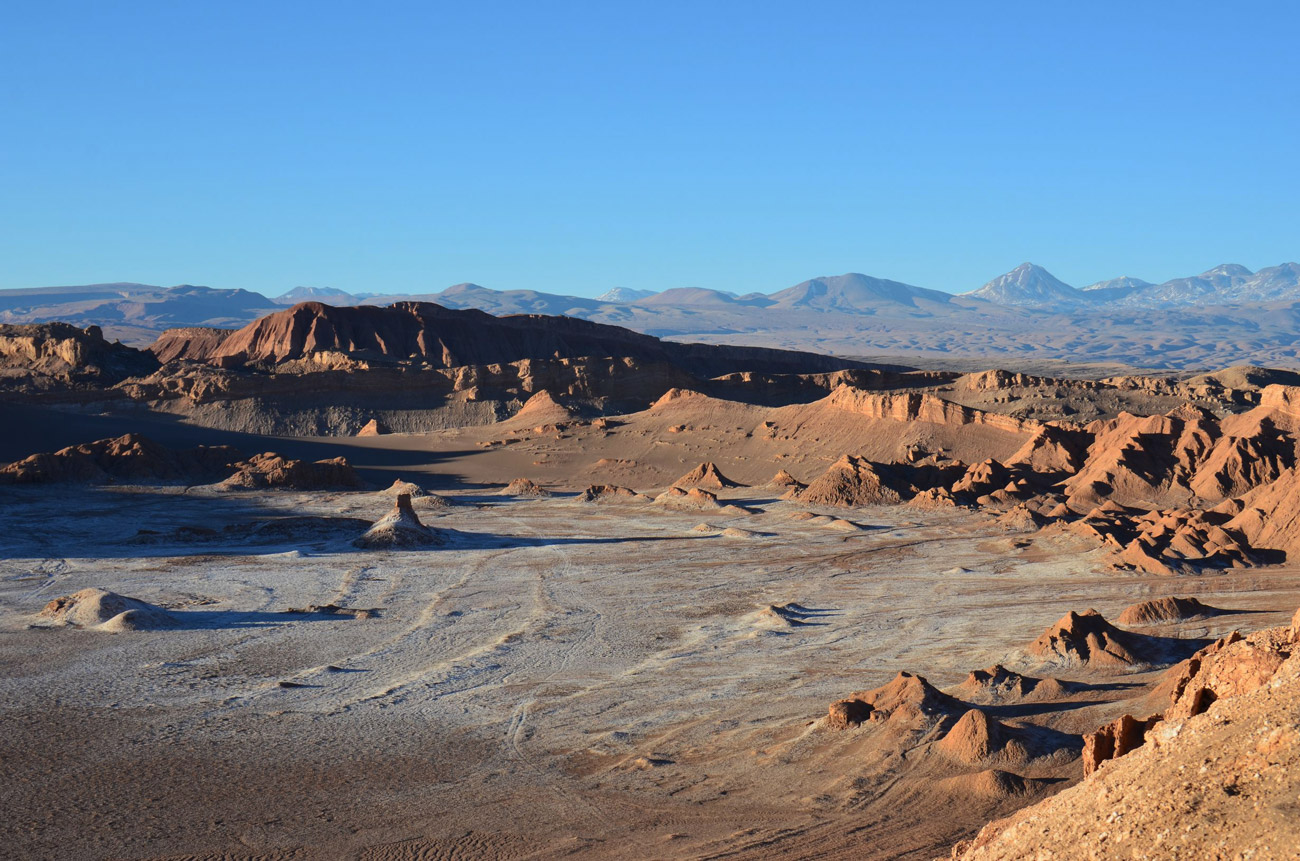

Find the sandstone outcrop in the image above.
[
  {"left": 955, "top": 614, "right": 1300, "bottom": 859},
  {"left": 0, "top": 433, "right": 240, "bottom": 484},
  {"left": 502, "top": 478, "right": 551, "bottom": 497},
  {"left": 953, "top": 665, "right": 1072, "bottom": 705},
  {"left": 219, "top": 453, "right": 364, "bottom": 490},
  {"left": 353, "top": 493, "right": 440, "bottom": 548},
  {"left": 580, "top": 485, "right": 646, "bottom": 502},
  {"left": 356, "top": 418, "right": 388, "bottom": 436},
  {"left": 672, "top": 462, "right": 742, "bottom": 489},
  {"left": 653, "top": 486, "right": 733, "bottom": 511},
  {"left": 797, "top": 454, "right": 907, "bottom": 507},
  {"left": 1028, "top": 609, "right": 1144, "bottom": 668},
  {"left": 766, "top": 469, "right": 805, "bottom": 491},
  {"left": 152, "top": 301, "right": 875, "bottom": 379},
  {"left": 0, "top": 322, "right": 158, "bottom": 382},
  {"left": 825, "top": 671, "right": 963, "bottom": 733}
]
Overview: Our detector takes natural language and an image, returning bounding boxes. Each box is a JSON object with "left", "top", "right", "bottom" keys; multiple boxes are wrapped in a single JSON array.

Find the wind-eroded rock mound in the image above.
[
  {"left": 1028, "top": 609, "right": 1143, "bottom": 668},
  {"left": 35, "top": 588, "right": 176, "bottom": 631},
  {"left": 826, "top": 671, "right": 964, "bottom": 733},
  {"left": 580, "top": 484, "right": 646, "bottom": 503},
  {"left": 353, "top": 493, "right": 441, "bottom": 548},
  {"left": 672, "top": 462, "right": 742, "bottom": 489},
  {"left": 379, "top": 479, "right": 427, "bottom": 498},
  {"left": 0, "top": 434, "right": 240, "bottom": 485},
  {"left": 502, "top": 477, "right": 551, "bottom": 497},
  {"left": 654, "top": 486, "right": 722, "bottom": 510},
  {"left": 1117, "top": 595, "right": 1225, "bottom": 625},
  {"left": 356, "top": 418, "right": 388, "bottom": 436},
  {"left": 937, "top": 709, "right": 1048, "bottom": 766},
  {"left": 797, "top": 454, "right": 907, "bottom": 507},
  {"left": 220, "top": 453, "right": 363, "bottom": 490},
  {"left": 509, "top": 390, "right": 581, "bottom": 428},
  {"left": 954, "top": 665, "right": 1073, "bottom": 705},
  {"left": 766, "top": 469, "right": 805, "bottom": 492}
]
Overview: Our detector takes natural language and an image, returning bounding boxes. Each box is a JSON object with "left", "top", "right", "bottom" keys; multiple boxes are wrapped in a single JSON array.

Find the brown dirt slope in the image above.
[{"left": 954, "top": 613, "right": 1300, "bottom": 860}]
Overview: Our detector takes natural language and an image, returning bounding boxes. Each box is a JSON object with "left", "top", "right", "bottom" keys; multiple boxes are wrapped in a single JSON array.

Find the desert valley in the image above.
[{"left": 3, "top": 299, "right": 1300, "bottom": 860}]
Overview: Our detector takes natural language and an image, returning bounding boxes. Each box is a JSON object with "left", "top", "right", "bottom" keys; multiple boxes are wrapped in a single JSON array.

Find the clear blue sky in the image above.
[{"left": 2, "top": 1, "right": 1297, "bottom": 297}]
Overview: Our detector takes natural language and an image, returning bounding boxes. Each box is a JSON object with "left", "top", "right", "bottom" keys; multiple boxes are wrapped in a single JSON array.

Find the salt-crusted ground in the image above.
[{"left": 2, "top": 482, "right": 1295, "bottom": 861}]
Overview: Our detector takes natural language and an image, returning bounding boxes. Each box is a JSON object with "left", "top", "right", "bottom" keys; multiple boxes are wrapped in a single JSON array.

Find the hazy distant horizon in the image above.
[{"left": 2, "top": 258, "right": 1298, "bottom": 301}]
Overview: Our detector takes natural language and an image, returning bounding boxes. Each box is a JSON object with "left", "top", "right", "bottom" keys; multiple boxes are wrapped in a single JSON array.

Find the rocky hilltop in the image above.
[
  {"left": 151, "top": 301, "right": 875, "bottom": 378},
  {"left": 0, "top": 322, "right": 159, "bottom": 384}
]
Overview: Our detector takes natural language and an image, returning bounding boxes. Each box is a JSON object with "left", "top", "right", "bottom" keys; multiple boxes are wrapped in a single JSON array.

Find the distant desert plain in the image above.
[{"left": 2, "top": 298, "right": 1300, "bottom": 860}]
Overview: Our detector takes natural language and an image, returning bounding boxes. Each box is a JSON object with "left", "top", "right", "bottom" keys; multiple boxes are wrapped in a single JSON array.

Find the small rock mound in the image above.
[
  {"left": 654, "top": 486, "right": 723, "bottom": 510},
  {"left": 35, "top": 588, "right": 176, "bottom": 631},
  {"left": 357, "top": 419, "right": 388, "bottom": 436},
  {"left": 826, "top": 671, "right": 963, "bottom": 732},
  {"left": 673, "top": 462, "right": 742, "bottom": 490},
  {"left": 580, "top": 484, "right": 645, "bottom": 502},
  {"left": 1028, "top": 609, "right": 1141, "bottom": 668},
  {"left": 379, "top": 478, "right": 427, "bottom": 498},
  {"left": 939, "top": 769, "right": 1045, "bottom": 799},
  {"left": 954, "top": 665, "right": 1073, "bottom": 704},
  {"left": 937, "top": 709, "right": 1018, "bottom": 764},
  {"left": 501, "top": 477, "right": 551, "bottom": 497},
  {"left": 720, "top": 527, "right": 768, "bottom": 539},
  {"left": 221, "top": 453, "right": 364, "bottom": 490},
  {"left": 767, "top": 469, "right": 805, "bottom": 491},
  {"left": 1117, "top": 596, "right": 1225, "bottom": 626},
  {"left": 353, "top": 494, "right": 441, "bottom": 548},
  {"left": 753, "top": 603, "right": 813, "bottom": 628},
  {"left": 510, "top": 390, "right": 580, "bottom": 427},
  {"left": 797, "top": 454, "right": 905, "bottom": 507}
]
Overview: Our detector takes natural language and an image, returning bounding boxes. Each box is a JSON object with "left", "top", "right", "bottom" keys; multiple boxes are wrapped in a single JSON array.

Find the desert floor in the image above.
[{"left": 3, "top": 427, "right": 1298, "bottom": 861}]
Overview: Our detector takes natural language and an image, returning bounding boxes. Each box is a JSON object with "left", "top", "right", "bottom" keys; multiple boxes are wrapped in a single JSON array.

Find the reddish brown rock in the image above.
[
  {"left": 766, "top": 469, "right": 804, "bottom": 491},
  {"left": 579, "top": 484, "right": 645, "bottom": 502},
  {"left": 672, "top": 462, "right": 742, "bottom": 490},
  {"left": 0, "top": 434, "right": 240, "bottom": 485},
  {"left": 219, "top": 452, "right": 363, "bottom": 490},
  {"left": 1117, "top": 596, "right": 1224, "bottom": 626},
  {"left": 826, "top": 698, "right": 872, "bottom": 729},
  {"left": 796, "top": 454, "right": 906, "bottom": 507},
  {"left": 1081, "top": 713, "right": 1163, "bottom": 776},
  {"left": 1028, "top": 609, "right": 1141, "bottom": 668},
  {"left": 357, "top": 418, "right": 388, "bottom": 436},
  {"left": 353, "top": 493, "right": 440, "bottom": 548},
  {"left": 502, "top": 478, "right": 551, "bottom": 497}
]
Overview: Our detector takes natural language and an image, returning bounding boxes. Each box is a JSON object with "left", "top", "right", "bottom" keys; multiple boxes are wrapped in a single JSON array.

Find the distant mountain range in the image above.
[
  {"left": 4, "top": 261, "right": 1300, "bottom": 370},
  {"left": 960, "top": 262, "right": 1300, "bottom": 308}
]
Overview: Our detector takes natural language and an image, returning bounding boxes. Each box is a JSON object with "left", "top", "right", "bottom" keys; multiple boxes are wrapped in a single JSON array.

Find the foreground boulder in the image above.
[
  {"left": 220, "top": 452, "right": 363, "bottom": 490},
  {"left": 35, "top": 588, "right": 176, "bottom": 631},
  {"left": 353, "top": 493, "right": 441, "bottom": 548}
]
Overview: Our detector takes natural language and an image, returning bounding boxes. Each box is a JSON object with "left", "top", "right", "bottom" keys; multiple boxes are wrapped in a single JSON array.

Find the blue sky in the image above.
[{"left": 2, "top": 1, "right": 1297, "bottom": 297}]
